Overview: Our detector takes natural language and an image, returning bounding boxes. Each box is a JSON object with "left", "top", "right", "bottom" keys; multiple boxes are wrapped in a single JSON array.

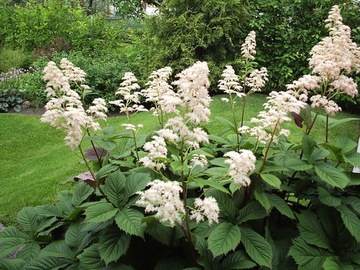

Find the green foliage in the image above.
[
  {"left": 140, "top": 0, "right": 251, "bottom": 91},
  {"left": 249, "top": 0, "right": 360, "bottom": 91},
  {"left": 0, "top": 47, "right": 30, "bottom": 72},
  {"left": 0, "top": 88, "right": 23, "bottom": 112}
]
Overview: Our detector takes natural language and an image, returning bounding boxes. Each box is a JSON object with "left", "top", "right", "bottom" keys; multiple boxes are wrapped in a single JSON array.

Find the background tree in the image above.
[{"left": 140, "top": 0, "right": 252, "bottom": 90}]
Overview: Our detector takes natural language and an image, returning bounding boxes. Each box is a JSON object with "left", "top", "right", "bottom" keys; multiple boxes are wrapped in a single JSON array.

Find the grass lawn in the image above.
[{"left": 0, "top": 93, "right": 359, "bottom": 226}]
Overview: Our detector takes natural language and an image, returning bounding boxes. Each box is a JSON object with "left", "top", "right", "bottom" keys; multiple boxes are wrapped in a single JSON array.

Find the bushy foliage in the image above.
[
  {"left": 249, "top": 0, "right": 360, "bottom": 92},
  {"left": 140, "top": 0, "right": 252, "bottom": 91},
  {"left": 1, "top": 5, "right": 360, "bottom": 270}
]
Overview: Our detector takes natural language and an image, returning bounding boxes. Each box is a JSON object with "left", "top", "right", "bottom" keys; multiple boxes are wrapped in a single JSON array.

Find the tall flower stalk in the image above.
[
  {"left": 287, "top": 5, "right": 359, "bottom": 143},
  {"left": 41, "top": 59, "right": 108, "bottom": 185}
]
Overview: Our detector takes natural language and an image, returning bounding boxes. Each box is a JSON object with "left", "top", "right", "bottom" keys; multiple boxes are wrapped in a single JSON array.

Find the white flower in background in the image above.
[
  {"left": 142, "top": 66, "right": 173, "bottom": 116},
  {"left": 87, "top": 98, "right": 108, "bottom": 120},
  {"left": 190, "top": 197, "right": 219, "bottom": 225},
  {"left": 224, "top": 150, "right": 256, "bottom": 186},
  {"left": 286, "top": 5, "right": 359, "bottom": 116},
  {"left": 137, "top": 180, "right": 185, "bottom": 227},
  {"left": 218, "top": 65, "right": 243, "bottom": 98},
  {"left": 139, "top": 135, "right": 168, "bottom": 170},
  {"left": 110, "top": 72, "right": 147, "bottom": 114},
  {"left": 239, "top": 91, "right": 306, "bottom": 144},
  {"left": 41, "top": 59, "right": 100, "bottom": 150},
  {"left": 241, "top": 31, "right": 257, "bottom": 60},
  {"left": 246, "top": 67, "right": 268, "bottom": 93}
]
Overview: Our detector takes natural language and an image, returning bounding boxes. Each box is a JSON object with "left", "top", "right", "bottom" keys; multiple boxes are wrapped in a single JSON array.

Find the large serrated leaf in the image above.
[
  {"left": 0, "top": 258, "right": 26, "bottom": 269},
  {"left": 254, "top": 190, "right": 271, "bottom": 212},
  {"left": 288, "top": 237, "right": 331, "bottom": 270},
  {"left": 16, "top": 241, "right": 41, "bottom": 260},
  {"left": 237, "top": 201, "right": 267, "bottom": 224},
  {"left": 266, "top": 193, "right": 295, "bottom": 220},
  {"left": 102, "top": 171, "right": 126, "bottom": 207},
  {"left": 65, "top": 222, "right": 93, "bottom": 252},
  {"left": 115, "top": 208, "right": 146, "bottom": 238},
  {"left": 77, "top": 243, "right": 105, "bottom": 270},
  {"left": 296, "top": 210, "right": 332, "bottom": 250},
  {"left": 124, "top": 172, "right": 151, "bottom": 198},
  {"left": 336, "top": 204, "right": 360, "bottom": 242},
  {"left": 98, "top": 228, "right": 131, "bottom": 265},
  {"left": 283, "top": 158, "right": 313, "bottom": 171},
  {"left": 208, "top": 222, "right": 241, "bottom": 257},
  {"left": 317, "top": 187, "right": 342, "bottom": 207},
  {"left": 71, "top": 182, "right": 94, "bottom": 207},
  {"left": 334, "top": 136, "right": 357, "bottom": 154},
  {"left": 219, "top": 250, "right": 256, "bottom": 269},
  {"left": 342, "top": 197, "right": 360, "bottom": 215},
  {"left": 315, "top": 164, "right": 349, "bottom": 189},
  {"left": 302, "top": 135, "right": 316, "bottom": 162},
  {"left": 240, "top": 227, "right": 272, "bottom": 268},
  {"left": 84, "top": 202, "right": 118, "bottom": 223},
  {"left": 260, "top": 173, "right": 282, "bottom": 189},
  {"left": 146, "top": 220, "right": 184, "bottom": 246},
  {"left": 16, "top": 207, "right": 38, "bottom": 234},
  {"left": 39, "top": 240, "right": 74, "bottom": 259},
  {"left": 24, "top": 257, "right": 72, "bottom": 270},
  {"left": 344, "top": 152, "right": 360, "bottom": 167}
]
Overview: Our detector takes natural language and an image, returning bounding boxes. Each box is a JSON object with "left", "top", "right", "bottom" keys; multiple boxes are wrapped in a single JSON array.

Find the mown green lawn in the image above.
[{"left": 0, "top": 93, "right": 359, "bottom": 226}]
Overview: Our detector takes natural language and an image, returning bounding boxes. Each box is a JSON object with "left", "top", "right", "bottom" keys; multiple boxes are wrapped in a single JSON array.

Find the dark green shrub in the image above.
[{"left": 140, "top": 0, "right": 252, "bottom": 92}]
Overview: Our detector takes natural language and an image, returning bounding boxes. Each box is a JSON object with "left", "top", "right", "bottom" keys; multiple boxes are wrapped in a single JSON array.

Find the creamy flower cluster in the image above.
[
  {"left": 241, "top": 31, "right": 257, "bottom": 60},
  {"left": 142, "top": 66, "right": 173, "bottom": 117},
  {"left": 239, "top": 91, "right": 305, "bottom": 144},
  {"left": 137, "top": 180, "right": 220, "bottom": 227},
  {"left": 139, "top": 136, "right": 168, "bottom": 170},
  {"left": 110, "top": 72, "right": 147, "bottom": 114},
  {"left": 137, "top": 180, "right": 185, "bottom": 227},
  {"left": 218, "top": 65, "right": 243, "bottom": 98},
  {"left": 140, "top": 62, "right": 211, "bottom": 170},
  {"left": 286, "top": 5, "right": 359, "bottom": 116},
  {"left": 41, "top": 59, "right": 107, "bottom": 150},
  {"left": 190, "top": 197, "right": 220, "bottom": 225},
  {"left": 224, "top": 150, "right": 256, "bottom": 186}
]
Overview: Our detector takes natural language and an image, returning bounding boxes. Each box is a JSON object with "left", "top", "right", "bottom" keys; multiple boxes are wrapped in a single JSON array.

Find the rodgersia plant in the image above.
[{"left": 1, "top": 5, "right": 360, "bottom": 270}]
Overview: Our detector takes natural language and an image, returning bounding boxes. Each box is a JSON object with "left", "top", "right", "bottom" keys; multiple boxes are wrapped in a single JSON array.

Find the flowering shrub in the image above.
[{"left": 1, "top": 5, "right": 360, "bottom": 270}]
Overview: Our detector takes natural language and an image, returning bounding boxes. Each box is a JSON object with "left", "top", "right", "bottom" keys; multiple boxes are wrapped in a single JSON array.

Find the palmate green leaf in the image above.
[
  {"left": 115, "top": 208, "right": 146, "bottom": 238},
  {"left": 334, "top": 136, "right": 357, "bottom": 154},
  {"left": 296, "top": 210, "right": 332, "bottom": 250},
  {"left": 39, "top": 240, "right": 74, "bottom": 260},
  {"left": 283, "top": 158, "right": 313, "bottom": 171},
  {"left": 317, "top": 187, "right": 342, "bottom": 207},
  {"left": 254, "top": 190, "right": 271, "bottom": 212},
  {"left": 124, "top": 172, "right": 152, "bottom": 198},
  {"left": 240, "top": 227, "right": 272, "bottom": 268},
  {"left": 260, "top": 173, "right": 281, "bottom": 189},
  {"left": 219, "top": 250, "right": 256, "bottom": 270},
  {"left": 237, "top": 201, "right": 267, "bottom": 224},
  {"left": 342, "top": 196, "right": 360, "bottom": 215},
  {"left": 65, "top": 222, "right": 93, "bottom": 252},
  {"left": 302, "top": 135, "right": 316, "bottom": 162},
  {"left": 336, "top": 204, "right": 360, "bottom": 242},
  {"left": 98, "top": 228, "right": 131, "bottom": 265},
  {"left": 315, "top": 163, "right": 349, "bottom": 189},
  {"left": 24, "top": 257, "right": 72, "bottom": 270},
  {"left": 322, "top": 257, "right": 353, "bottom": 270},
  {"left": 102, "top": 170, "right": 126, "bottom": 208},
  {"left": 288, "top": 237, "right": 330, "bottom": 270},
  {"left": 309, "top": 148, "right": 330, "bottom": 164},
  {"left": 215, "top": 116, "right": 236, "bottom": 131},
  {"left": 266, "top": 193, "right": 295, "bottom": 220},
  {"left": 316, "top": 115, "right": 360, "bottom": 130},
  {"left": 208, "top": 222, "right": 241, "bottom": 257},
  {"left": 84, "top": 202, "right": 118, "bottom": 223},
  {"left": 344, "top": 152, "right": 360, "bottom": 167},
  {"left": 0, "top": 258, "right": 26, "bottom": 270},
  {"left": 71, "top": 181, "right": 94, "bottom": 207},
  {"left": 16, "top": 241, "right": 41, "bottom": 261},
  {"left": 147, "top": 220, "right": 184, "bottom": 246},
  {"left": 16, "top": 207, "right": 38, "bottom": 234},
  {"left": 77, "top": 243, "right": 105, "bottom": 270}
]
